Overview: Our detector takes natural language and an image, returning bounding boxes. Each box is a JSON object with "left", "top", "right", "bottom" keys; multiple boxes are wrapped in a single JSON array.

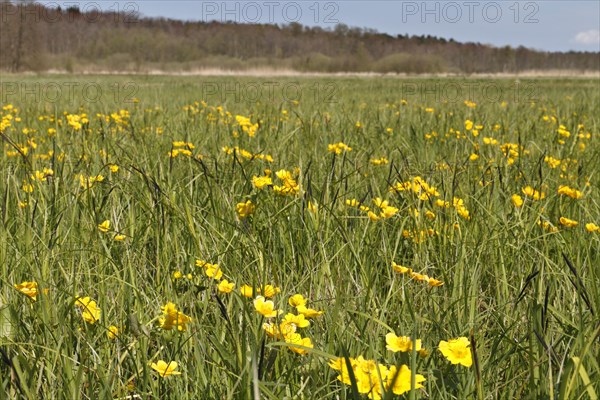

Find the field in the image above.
[{"left": 1, "top": 75, "right": 599, "bottom": 399}]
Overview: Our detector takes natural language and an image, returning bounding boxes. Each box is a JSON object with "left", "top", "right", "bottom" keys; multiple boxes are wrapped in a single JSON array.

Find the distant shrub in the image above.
[{"left": 374, "top": 53, "right": 447, "bottom": 74}]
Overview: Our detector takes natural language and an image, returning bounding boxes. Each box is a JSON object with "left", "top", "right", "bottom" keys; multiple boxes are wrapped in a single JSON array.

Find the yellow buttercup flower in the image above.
[
  {"left": 159, "top": 302, "right": 192, "bottom": 331},
  {"left": 428, "top": 277, "right": 444, "bottom": 287},
  {"left": 204, "top": 264, "right": 223, "bottom": 280},
  {"left": 557, "top": 185, "right": 582, "bottom": 199},
  {"left": 425, "top": 210, "right": 436, "bottom": 220},
  {"left": 261, "top": 284, "right": 280, "bottom": 298},
  {"left": 217, "top": 279, "right": 235, "bottom": 293},
  {"left": 240, "top": 284, "right": 257, "bottom": 298},
  {"left": 521, "top": 186, "right": 545, "bottom": 201},
  {"left": 327, "top": 142, "right": 352, "bottom": 154},
  {"left": 263, "top": 322, "right": 283, "bottom": 338},
  {"left": 75, "top": 297, "right": 101, "bottom": 324},
  {"left": 252, "top": 175, "right": 272, "bottom": 189},
  {"left": 14, "top": 281, "right": 39, "bottom": 301},
  {"left": 511, "top": 194, "right": 524, "bottom": 208},
  {"left": 559, "top": 217, "right": 578, "bottom": 228},
  {"left": 236, "top": 200, "right": 256, "bottom": 218},
  {"left": 386, "top": 333, "right": 422, "bottom": 353},
  {"left": 386, "top": 365, "right": 426, "bottom": 395},
  {"left": 282, "top": 313, "right": 310, "bottom": 329},
  {"left": 392, "top": 262, "right": 412, "bottom": 275},
  {"left": 367, "top": 211, "right": 381, "bottom": 221},
  {"left": 585, "top": 223, "right": 599, "bottom": 233},
  {"left": 370, "top": 157, "right": 389, "bottom": 166},
  {"left": 253, "top": 296, "right": 281, "bottom": 318},
  {"left": 329, "top": 356, "right": 388, "bottom": 398},
  {"left": 151, "top": 360, "right": 182, "bottom": 377},
  {"left": 296, "top": 304, "right": 324, "bottom": 318},
  {"left": 107, "top": 325, "right": 119, "bottom": 340},
  {"left": 98, "top": 220, "right": 111, "bottom": 233},
  {"left": 285, "top": 333, "right": 313, "bottom": 355},
  {"left": 288, "top": 294, "right": 307, "bottom": 307},
  {"left": 439, "top": 337, "right": 472, "bottom": 367}
]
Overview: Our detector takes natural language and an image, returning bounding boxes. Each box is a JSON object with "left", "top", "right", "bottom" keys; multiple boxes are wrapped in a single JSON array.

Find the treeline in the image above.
[{"left": 1, "top": 2, "right": 598, "bottom": 74}]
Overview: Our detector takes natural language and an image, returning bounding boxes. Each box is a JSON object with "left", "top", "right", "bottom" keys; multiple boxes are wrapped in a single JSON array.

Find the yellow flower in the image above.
[
  {"left": 327, "top": 142, "right": 352, "bottom": 154},
  {"left": 380, "top": 205, "right": 399, "bottom": 219},
  {"left": 435, "top": 199, "right": 450, "bottom": 208},
  {"left": 522, "top": 186, "right": 545, "bottom": 201},
  {"left": 391, "top": 262, "right": 412, "bottom": 275},
  {"left": 217, "top": 279, "right": 235, "bottom": 293},
  {"left": 439, "top": 337, "right": 472, "bottom": 367},
  {"left": 511, "top": 194, "right": 524, "bottom": 208},
  {"left": 107, "top": 325, "right": 119, "bottom": 340},
  {"left": 386, "top": 333, "right": 422, "bottom": 353},
  {"left": 538, "top": 219, "right": 559, "bottom": 233},
  {"left": 204, "top": 264, "right": 223, "bottom": 280},
  {"left": 559, "top": 217, "right": 578, "bottom": 228},
  {"left": 296, "top": 304, "right": 324, "bottom": 318},
  {"left": 386, "top": 365, "right": 426, "bottom": 395},
  {"left": 367, "top": 211, "right": 381, "bottom": 221},
  {"left": 261, "top": 285, "right": 280, "bottom": 298},
  {"left": 346, "top": 198, "right": 361, "bottom": 208},
  {"left": 428, "top": 277, "right": 444, "bottom": 287},
  {"left": 282, "top": 313, "right": 310, "bottom": 329},
  {"left": 150, "top": 360, "right": 182, "bottom": 377},
  {"left": 252, "top": 175, "right": 272, "bottom": 189},
  {"left": 288, "top": 294, "right": 307, "bottom": 307},
  {"left": 79, "top": 174, "right": 104, "bottom": 189},
  {"left": 411, "top": 272, "right": 429, "bottom": 282},
  {"left": 114, "top": 234, "right": 126, "bottom": 241},
  {"left": 159, "top": 302, "right": 192, "bottom": 331},
  {"left": 272, "top": 169, "right": 300, "bottom": 196},
  {"left": 196, "top": 260, "right": 223, "bottom": 280},
  {"left": 557, "top": 185, "right": 582, "bottom": 199},
  {"left": 236, "top": 200, "right": 256, "bottom": 218},
  {"left": 253, "top": 296, "right": 281, "bottom": 318},
  {"left": 585, "top": 223, "right": 599, "bottom": 233},
  {"left": 544, "top": 156, "right": 561, "bottom": 168},
  {"left": 75, "top": 297, "right": 101, "bottom": 324},
  {"left": 469, "top": 153, "right": 479, "bottom": 161},
  {"left": 240, "top": 284, "right": 257, "bottom": 298},
  {"left": 263, "top": 322, "right": 283, "bottom": 338},
  {"left": 557, "top": 125, "right": 571, "bottom": 138},
  {"left": 331, "top": 356, "right": 387, "bottom": 397},
  {"left": 98, "top": 220, "right": 110, "bottom": 233},
  {"left": 285, "top": 333, "right": 313, "bottom": 355},
  {"left": 370, "top": 157, "right": 389, "bottom": 166},
  {"left": 22, "top": 182, "right": 34, "bottom": 193},
  {"left": 14, "top": 281, "right": 38, "bottom": 301}
]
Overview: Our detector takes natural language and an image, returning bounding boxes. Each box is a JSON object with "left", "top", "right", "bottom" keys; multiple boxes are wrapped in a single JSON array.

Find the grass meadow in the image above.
[{"left": 1, "top": 75, "right": 599, "bottom": 399}]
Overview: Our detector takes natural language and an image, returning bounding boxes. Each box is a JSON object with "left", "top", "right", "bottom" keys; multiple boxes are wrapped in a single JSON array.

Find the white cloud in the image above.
[{"left": 573, "top": 29, "right": 600, "bottom": 46}]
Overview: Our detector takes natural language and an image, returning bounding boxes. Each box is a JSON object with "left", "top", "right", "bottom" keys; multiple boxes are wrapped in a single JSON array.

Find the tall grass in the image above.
[{"left": 0, "top": 75, "right": 598, "bottom": 399}]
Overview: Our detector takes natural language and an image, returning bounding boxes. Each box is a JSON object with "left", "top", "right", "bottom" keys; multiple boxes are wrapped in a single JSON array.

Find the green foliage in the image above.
[{"left": 0, "top": 75, "right": 599, "bottom": 399}]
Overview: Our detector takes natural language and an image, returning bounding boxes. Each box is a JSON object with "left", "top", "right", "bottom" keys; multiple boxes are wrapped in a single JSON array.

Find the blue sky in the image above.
[{"left": 44, "top": 1, "right": 600, "bottom": 51}]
